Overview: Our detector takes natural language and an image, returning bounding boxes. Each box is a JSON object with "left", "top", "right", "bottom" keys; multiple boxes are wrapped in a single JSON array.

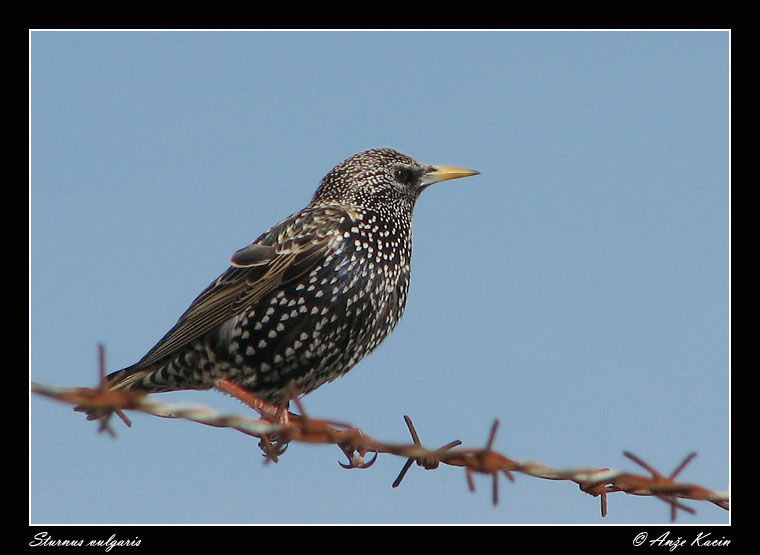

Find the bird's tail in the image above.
[{"left": 102, "top": 364, "right": 158, "bottom": 392}]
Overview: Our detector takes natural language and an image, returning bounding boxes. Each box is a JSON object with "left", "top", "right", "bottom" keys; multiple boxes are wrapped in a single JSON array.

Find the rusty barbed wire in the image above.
[
  {"left": 31, "top": 346, "right": 729, "bottom": 521},
  {"left": 32, "top": 382, "right": 730, "bottom": 521}
]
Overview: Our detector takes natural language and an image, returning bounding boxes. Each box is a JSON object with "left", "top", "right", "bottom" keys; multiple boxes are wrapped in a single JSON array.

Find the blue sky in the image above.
[{"left": 30, "top": 31, "right": 729, "bottom": 525}]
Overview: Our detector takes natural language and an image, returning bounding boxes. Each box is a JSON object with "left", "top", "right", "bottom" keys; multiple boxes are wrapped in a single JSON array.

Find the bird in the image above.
[{"left": 82, "top": 147, "right": 479, "bottom": 419}]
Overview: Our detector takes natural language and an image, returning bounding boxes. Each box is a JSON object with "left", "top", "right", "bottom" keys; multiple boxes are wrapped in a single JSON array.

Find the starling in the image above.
[{"left": 86, "top": 147, "right": 478, "bottom": 414}]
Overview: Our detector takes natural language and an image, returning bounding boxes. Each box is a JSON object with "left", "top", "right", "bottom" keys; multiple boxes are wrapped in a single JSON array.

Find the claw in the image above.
[
  {"left": 338, "top": 449, "right": 378, "bottom": 469},
  {"left": 258, "top": 436, "right": 289, "bottom": 463}
]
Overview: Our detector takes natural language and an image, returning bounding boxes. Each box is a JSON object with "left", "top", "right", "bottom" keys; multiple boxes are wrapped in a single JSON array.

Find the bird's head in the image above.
[{"left": 312, "top": 147, "right": 479, "bottom": 211}]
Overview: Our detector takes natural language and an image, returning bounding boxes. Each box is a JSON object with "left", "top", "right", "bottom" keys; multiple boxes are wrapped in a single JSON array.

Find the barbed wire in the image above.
[
  {"left": 31, "top": 345, "right": 728, "bottom": 521},
  {"left": 31, "top": 388, "right": 729, "bottom": 521}
]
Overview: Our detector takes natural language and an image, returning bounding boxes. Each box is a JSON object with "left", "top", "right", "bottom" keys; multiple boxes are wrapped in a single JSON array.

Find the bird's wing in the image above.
[{"left": 132, "top": 205, "right": 352, "bottom": 369}]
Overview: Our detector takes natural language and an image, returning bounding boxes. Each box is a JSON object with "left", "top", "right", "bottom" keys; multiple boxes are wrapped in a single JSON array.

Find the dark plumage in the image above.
[{"left": 90, "top": 147, "right": 478, "bottom": 411}]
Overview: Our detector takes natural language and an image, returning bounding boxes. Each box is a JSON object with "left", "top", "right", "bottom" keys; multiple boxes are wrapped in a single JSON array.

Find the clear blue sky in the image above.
[{"left": 30, "top": 31, "right": 729, "bottom": 525}]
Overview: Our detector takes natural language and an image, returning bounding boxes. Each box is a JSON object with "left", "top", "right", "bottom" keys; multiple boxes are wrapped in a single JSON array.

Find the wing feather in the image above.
[{"left": 132, "top": 206, "right": 349, "bottom": 369}]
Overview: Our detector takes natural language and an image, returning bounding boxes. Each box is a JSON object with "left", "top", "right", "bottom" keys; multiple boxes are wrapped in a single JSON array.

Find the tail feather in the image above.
[{"left": 101, "top": 364, "right": 158, "bottom": 392}]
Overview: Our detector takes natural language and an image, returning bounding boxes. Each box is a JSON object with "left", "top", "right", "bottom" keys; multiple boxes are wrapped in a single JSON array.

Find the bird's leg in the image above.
[
  {"left": 213, "top": 378, "right": 290, "bottom": 425},
  {"left": 214, "top": 378, "right": 295, "bottom": 462}
]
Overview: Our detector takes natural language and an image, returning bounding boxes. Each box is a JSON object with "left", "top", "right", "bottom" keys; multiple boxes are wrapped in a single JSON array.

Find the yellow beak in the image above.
[{"left": 420, "top": 164, "right": 480, "bottom": 188}]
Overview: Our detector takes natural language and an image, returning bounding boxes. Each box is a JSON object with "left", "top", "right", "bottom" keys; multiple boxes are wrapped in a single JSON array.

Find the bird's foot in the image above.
[{"left": 214, "top": 378, "right": 297, "bottom": 462}]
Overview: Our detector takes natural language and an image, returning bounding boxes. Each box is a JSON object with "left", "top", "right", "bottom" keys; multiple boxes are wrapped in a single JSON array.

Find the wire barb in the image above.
[{"left": 392, "top": 415, "right": 462, "bottom": 488}]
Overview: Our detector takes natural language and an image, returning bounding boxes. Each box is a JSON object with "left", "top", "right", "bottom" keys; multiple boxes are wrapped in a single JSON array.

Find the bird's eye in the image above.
[{"left": 394, "top": 167, "right": 415, "bottom": 185}]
